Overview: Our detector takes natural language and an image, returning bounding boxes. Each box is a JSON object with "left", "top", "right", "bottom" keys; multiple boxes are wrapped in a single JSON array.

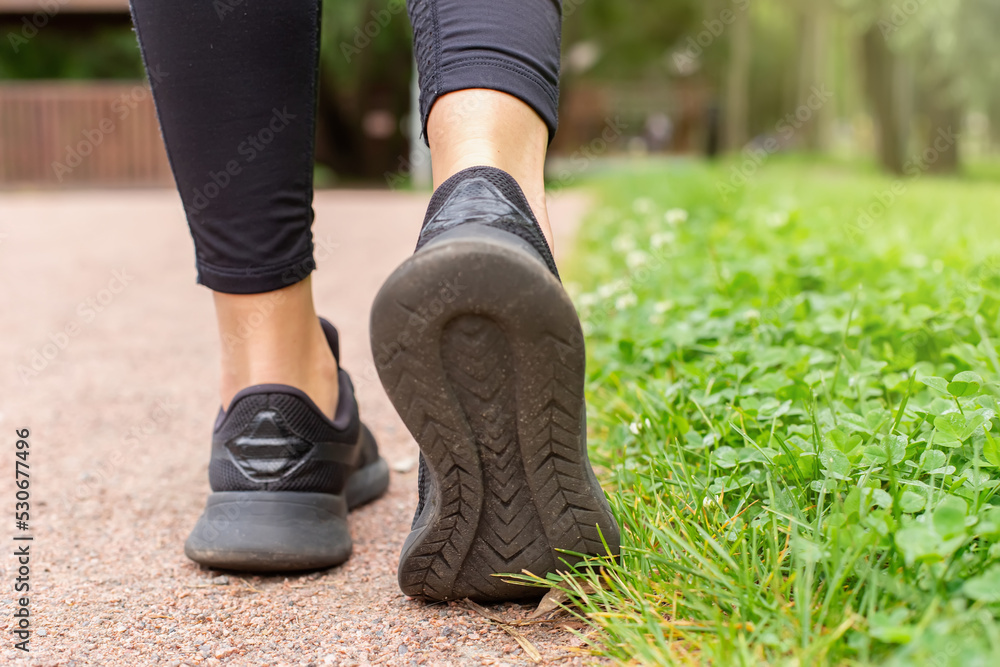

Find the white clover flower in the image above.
[
  {"left": 632, "top": 197, "right": 654, "bottom": 215},
  {"left": 629, "top": 421, "right": 640, "bottom": 435},
  {"left": 612, "top": 233, "right": 637, "bottom": 253},
  {"left": 664, "top": 208, "right": 688, "bottom": 225},
  {"left": 765, "top": 211, "right": 788, "bottom": 228},
  {"left": 577, "top": 292, "right": 598, "bottom": 308},
  {"left": 615, "top": 293, "right": 638, "bottom": 310},
  {"left": 743, "top": 308, "right": 761, "bottom": 320},
  {"left": 651, "top": 231, "right": 675, "bottom": 249},
  {"left": 626, "top": 250, "right": 649, "bottom": 269},
  {"left": 597, "top": 282, "right": 621, "bottom": 299},
  {"left": 653, "top": 300, "right": 674, "bottom": 314}
]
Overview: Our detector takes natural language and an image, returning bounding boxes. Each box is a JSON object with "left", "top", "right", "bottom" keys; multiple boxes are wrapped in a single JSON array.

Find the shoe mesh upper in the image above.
[
  {"left": 210, "top": 388, "right": 362, "bottom": 494},
  {"left": 209, "top": 321, "right": 374, "bottom": 496},
  {"left": 415, "top": 165, "right": 560, "bottom": 280}
]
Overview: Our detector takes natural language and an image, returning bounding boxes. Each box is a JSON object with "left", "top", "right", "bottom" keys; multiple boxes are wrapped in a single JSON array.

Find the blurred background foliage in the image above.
[{"left": 1, "top": 0, "right": 998, "bottom": 181}]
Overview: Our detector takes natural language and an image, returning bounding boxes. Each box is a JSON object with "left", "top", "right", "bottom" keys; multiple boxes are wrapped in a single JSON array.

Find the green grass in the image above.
[{"left": 533, "top": 159, "right": 1000, "bottom": 665}]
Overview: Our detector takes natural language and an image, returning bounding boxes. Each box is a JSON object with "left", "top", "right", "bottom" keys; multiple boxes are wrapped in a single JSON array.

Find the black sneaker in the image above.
[
  {"left": 185, "top": 318, "right": 390, "bottom": 571},
  {"left": 370, "top": 166, "right": 620, "bottom": 601}
]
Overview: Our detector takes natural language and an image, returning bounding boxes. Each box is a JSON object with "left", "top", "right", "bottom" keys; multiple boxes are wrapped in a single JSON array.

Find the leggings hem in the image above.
[
  {"left": 420, "top": 58, "right": 560, "bottom": 145},
  {"left": 195, "top": 251, "right": 316, "bottom": 295}
]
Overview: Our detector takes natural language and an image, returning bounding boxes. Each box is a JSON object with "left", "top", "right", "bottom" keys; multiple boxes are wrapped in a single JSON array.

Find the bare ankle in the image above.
[
  {"left": 427, "top": 89, "right": 554, "bottom": 252},
  {"left": 214, "top": 278, "right": 340, "bottom": 419}
]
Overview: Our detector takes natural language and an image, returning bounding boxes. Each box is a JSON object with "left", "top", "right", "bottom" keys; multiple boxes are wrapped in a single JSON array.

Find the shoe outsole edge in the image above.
[
  {"left": 185, "top": 456, "right": 390, "bottom": 572},
  {"left": 371, "top": 228, "right": 620, "bottom": 602}
]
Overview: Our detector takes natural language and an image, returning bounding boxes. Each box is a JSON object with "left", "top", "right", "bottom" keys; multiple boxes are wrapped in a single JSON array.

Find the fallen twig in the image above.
[{"left": 465, "top": 599, "right": 543, "bottom": 663}]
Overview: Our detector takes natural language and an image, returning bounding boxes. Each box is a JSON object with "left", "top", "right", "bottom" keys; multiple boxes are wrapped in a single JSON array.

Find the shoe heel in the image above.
[
  {"left": 185, "top": 491, "right": 351, "bottom": 571},
  {"left": 346, "top": 455, "right": 391, "bottom": 510}
]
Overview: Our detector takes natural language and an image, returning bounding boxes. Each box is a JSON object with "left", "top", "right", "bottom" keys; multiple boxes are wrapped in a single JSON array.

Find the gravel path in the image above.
[{"left": 0, "top": 188, "right": 602, "bottom": 666}]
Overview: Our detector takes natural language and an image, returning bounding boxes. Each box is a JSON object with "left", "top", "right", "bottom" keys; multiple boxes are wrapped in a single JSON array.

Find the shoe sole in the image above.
[
  {"left": 184, "top": 456, "right": 390, "bottom": 572},
  {"left": 371, "top": 225, "right": 620, "bottom": 602}
]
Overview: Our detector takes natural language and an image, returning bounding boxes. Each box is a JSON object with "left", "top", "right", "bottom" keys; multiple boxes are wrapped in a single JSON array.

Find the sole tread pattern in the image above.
[
  {"left": 391, "top": 361, "right": 483, "bottom": 598},
  {"left": 442, "top": 315, "right": 555, "bottom": 601},
  {"left": 371, "top": 235, "right": 621, "bottom": 602},
  {"left": 521, "top": 333, "right": 611, "bottom": 558}
]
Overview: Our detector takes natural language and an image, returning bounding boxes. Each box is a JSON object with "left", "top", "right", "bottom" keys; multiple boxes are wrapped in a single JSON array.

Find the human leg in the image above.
[
  {"left": 130, "top": 0, "right": 388, "bottom": 570},
  {"left": 129, "top": 0, "right": 338, "bottom": 417},
  {"left": 372, "top": 0, "right": 620, "bottom": 601}
]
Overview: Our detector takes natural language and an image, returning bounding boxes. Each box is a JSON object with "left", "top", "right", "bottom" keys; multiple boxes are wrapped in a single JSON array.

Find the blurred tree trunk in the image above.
[
  {"left": 724, "top": 6, "right": 751, "bottom": 151},
  {"left": 925, "top": 101, "right": 961, "bottom": 174},
  {"left": 314, "top": 0, "right": 412, "bottom": 183},
  {"left": 916, "top": 64, "right": 962, "bottom": 175},
  {"left": 862, "top": 25, "right": 907, "bottom": 174},
  {"left": 797, "top": 0, "right": 829, "bottom": 151},
  {"left": 315, "top": 65, "right": 363, "bottom": 177}
]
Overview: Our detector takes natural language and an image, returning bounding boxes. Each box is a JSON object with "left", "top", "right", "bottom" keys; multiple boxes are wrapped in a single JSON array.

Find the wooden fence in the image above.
[{"left": 0, "top": 82, "right": 173, "bottom": 187}]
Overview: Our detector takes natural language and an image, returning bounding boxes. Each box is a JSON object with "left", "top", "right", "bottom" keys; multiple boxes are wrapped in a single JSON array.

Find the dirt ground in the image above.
[{"left": 0, "top": 188, "right": 605, "bottom": 666}]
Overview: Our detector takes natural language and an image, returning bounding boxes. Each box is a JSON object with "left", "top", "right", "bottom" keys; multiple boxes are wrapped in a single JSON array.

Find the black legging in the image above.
[{"left": 129, "top": 0, "right": 562, "bottom": 294}]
